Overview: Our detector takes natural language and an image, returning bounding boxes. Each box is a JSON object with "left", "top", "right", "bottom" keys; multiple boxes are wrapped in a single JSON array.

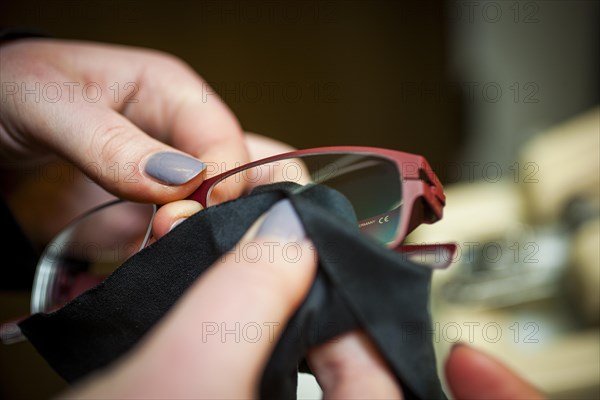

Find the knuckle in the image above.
[
  {"left": 146, "top": 49, "right": 199, "bottom": 80},
  {"left": 91, "top": 122, "right": 131, "bottom": 160}
]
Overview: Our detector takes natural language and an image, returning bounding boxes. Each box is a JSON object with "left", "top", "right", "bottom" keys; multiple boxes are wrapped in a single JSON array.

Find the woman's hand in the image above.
[
  {"left": 445, "top": 343, "right": 545, "bottom": 399},
  {"left": 1, "top": 38, "right": 545, "bottom": 400},
  {"left": 62, "top": 199, "right": 404, "bottom": 399},
  {"left": 1, "top": 38, "right": 247, "bottom": 204},
  {"left": 1, "top": 38, "right": 249, "bottom": 247}
]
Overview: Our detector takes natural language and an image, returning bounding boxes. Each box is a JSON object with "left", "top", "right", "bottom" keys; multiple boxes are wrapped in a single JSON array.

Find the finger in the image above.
[
  {"left": 23, "top": 98, "right": 208, "bottom": 203},
  {"left": 152, "top": 132, "right": 297, "bottom": 238},
  {"left": 151, "top": 200, "right": 204, "bottom": 240},
  {"left": 445, "top": 343, "right": 545, "bottom": 400},
  {"left": 244, "top": 132, "right": 297, "bottom": 160},
  {"left": 2, "top": 40, "right": 246, "bottom": 203},
  {"left": 89, "top": 199, "right": 317, "bottom": 399},
  {"left": 49, "top": 39, "right": 250, "bottom": 179},
  {"left": 152, "top": 132, "right": 298, "bottom": 240},
  {"left": 127, "top": 67, "right": 247, "bottom": 205},
  {"left": 115, "top": 50, "right": 249, "bottom": 197},
  {"left": 308, "top": 330, "right": 402, "bottom": 399},
  {"left": 205, "top": 132, "right": 314, "bottom": 205}
]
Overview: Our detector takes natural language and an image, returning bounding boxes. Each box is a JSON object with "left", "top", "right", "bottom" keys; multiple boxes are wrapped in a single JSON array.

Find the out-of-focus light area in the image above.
[
  {"left": 407, "top": 2, "right": 599, "bottom": 399},
  {"left": 411, "top": 106, "right": 599, "bottom": 399},
  {"left": 0, "top": 1, "right": 598, "bottom": 399}
]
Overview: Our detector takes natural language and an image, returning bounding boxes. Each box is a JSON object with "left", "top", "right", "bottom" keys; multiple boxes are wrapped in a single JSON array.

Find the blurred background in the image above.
[{"left": 1, "top": 0, "right": 598, "bottom": 398}]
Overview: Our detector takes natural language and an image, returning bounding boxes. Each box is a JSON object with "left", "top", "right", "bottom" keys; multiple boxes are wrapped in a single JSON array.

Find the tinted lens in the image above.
[
  {"left": 208, "top": 152, "right": 402, "bottom": 245},
  {"left": 31, "top": 201, "right": 156, "bottom": 314}
]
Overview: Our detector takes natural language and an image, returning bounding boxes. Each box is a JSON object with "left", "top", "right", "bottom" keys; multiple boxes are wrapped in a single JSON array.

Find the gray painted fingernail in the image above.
[
  {"left": 145, "top": 152, "right": 206, "bottom": 185},
  {"left": 255, "top": 199, "right": 305, "bottom": 242}
]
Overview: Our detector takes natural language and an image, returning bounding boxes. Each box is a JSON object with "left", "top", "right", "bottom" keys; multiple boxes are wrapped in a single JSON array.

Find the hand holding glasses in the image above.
[{"left": 1, "top": 146, "right": 455, "bottom": 344}]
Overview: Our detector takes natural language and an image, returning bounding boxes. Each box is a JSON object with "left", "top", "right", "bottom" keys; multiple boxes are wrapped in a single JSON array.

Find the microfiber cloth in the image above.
[{"left": 18, "top": 182, "right": 446, "bottom": 399}]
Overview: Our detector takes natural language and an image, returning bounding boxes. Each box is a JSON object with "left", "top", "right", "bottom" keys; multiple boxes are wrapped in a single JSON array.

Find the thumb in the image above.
[
  {"left": 445, "top": 343, "right": 545, "bottom": 400},
  {"left": 68, "top": 199, "right": 317, "bottom": 399},
  {"left": 178, "top": 199, "right": 317, "bottom": 398},
  {"left": 30, "top": 101, "right": 207, "bottom": 203}
]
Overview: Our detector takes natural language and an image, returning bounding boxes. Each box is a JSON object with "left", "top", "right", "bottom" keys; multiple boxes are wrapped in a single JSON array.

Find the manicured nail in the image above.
[
  {"left": 145, "top": 152, "right": 205, "bottom": 185},
  {"left": 254, "top": 199, "right": 305, "bottom": 242}
]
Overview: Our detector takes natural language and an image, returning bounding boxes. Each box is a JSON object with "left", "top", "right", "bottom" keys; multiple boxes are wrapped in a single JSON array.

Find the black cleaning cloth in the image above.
[{"left": 19, "top": 182, "right": 446, "bottom": 399}]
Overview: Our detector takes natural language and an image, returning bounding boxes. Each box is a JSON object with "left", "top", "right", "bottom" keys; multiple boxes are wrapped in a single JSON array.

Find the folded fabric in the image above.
[{"left": 19, "top": 182, "right": 446, "bottom": 399}]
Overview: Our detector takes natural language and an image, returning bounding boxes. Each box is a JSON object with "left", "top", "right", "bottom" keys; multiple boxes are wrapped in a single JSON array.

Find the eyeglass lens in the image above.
[
  {"left": 207, "top": 153, "right": 402, "bottom": 245},
  {"left": 32, "top": 201, "right": 156, "bottom": 313},
  {"left": 34, "top": 153, "right": 402, "bottom": 313}
]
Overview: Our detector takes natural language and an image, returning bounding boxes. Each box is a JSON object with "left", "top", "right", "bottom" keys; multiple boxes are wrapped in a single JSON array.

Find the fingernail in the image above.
[
  {"left": 169, "top": 218, "right": 187, "bottom": 232},
  {"left": 145, "top": 152, "right": 206, "bottom": 185},
  {"left": 254, "top": 199, "right": 305, "bottom": 242}
]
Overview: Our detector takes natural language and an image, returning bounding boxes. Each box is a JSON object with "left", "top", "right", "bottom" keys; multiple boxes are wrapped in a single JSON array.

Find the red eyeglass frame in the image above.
[
  {"left": 187, "top": 146, "right": 446, "bottom": 250},
  {"left": 1, "top": 146, "right": 454, "bottom": 344}
]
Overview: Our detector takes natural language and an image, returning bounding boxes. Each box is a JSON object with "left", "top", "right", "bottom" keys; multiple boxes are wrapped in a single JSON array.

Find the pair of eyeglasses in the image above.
[{"left": 1, "top": 146, "right": 453, "bottom": 344}]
